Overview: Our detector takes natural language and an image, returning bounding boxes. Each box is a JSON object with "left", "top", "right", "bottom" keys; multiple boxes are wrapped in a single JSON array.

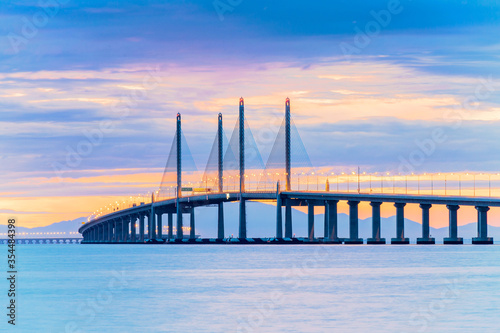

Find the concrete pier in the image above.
[
  {"left": 391, "top": 202, "right": 409, "bottom": 244},
  {"left": 107, "top": 221, "right": 112, "bottom": 243},
  {"left": 113, "top": 220, "right": 118, "bottom": 242},
  {"left": 323, "top": 202, "right": 327, "bottom": 240},
  {"left": 325, "top": 200, "right": 340, "bottom": 243},
  {"left": 139, "top": 214, "right": 145, "bottom": 242},
  {"left": 473, "top": 206, "right": 494, "bottom": 244},
  {"left": 157, "top": 213, "right": 162, "bottom": 240},
  {"left": 190, "top": 208, "right": 195, "bottom": 240},
  {"left": 218, "top": 203, "right": 224, "bottom": 239},
  {"left": 131, "top": 216, "right": 136, "bottom": 242},
  {"left": 116, "top": 219, "right": 122, "bottom": 243},
  {"left": 285, "top": 200, "right": 292, "bottom": 238},
  {"left": 345, "top": 201, "right": 363, "bottom": 244},
  {"left": 417, "top": 204, "right": 435, "bottom": 244},
  {"left": 368, "top": 202, "right": 385, "bottom": 244},
  {"left": 149, "top": 211, "right": 156, "bottom": 240},
  {"left": 239, "top": 197, "right": 246, "bottom": 239},
  {"left": 307, "top": 201, "right": 314, "bottom": 241},
  {"left": 168, "top": 213, "right": 173, "bottom": 240},
  {"left": 176, "top": 200, "right": 183, "bottom": 239},
  {"left": 122, "top": 218, "right": 128, "bottom": 242},
  {"left": 276, "top": 187, "right": 283, "bottom": 238},
  {"left": 444, "top": 205, "right": 463, "bottom": 244}
]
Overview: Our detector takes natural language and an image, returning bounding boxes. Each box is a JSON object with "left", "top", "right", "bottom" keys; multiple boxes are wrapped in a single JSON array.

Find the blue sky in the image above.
[{"left": 1, "top": 0, "right": 500, "bottom": 226}]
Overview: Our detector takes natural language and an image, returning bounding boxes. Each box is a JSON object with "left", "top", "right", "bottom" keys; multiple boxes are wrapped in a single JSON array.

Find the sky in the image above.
[{"left": 1, "top": 0, "right": 500, "bottom": 228}]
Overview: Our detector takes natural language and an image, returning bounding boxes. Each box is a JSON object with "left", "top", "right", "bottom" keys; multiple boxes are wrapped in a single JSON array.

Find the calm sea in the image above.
[{"left": 4, "top": 245, "right": 500, "bottom": 332}]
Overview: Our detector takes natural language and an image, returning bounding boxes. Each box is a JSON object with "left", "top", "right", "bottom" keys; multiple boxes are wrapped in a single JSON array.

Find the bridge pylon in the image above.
[
  {"left": 218, "top": 113, "right": 225, "bottom": 239},
  {"left": 239, "top": 97, "right": 246, "bottom": 239},
  {"left": 285, "top": 98, "right": 293, "bottom": 238},
  {"left": 176, "top": 113, "right": 182, "bottom": 198},
  {"left": 285, "top": 97, "right": 291, "bottom": 192},
  {"left": 176, "top": 113, "right": 183, "bottom": 240}
]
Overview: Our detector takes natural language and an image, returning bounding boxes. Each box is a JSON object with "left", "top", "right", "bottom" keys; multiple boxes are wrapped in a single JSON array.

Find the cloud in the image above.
[{"left": 0, "top": 209, "right": 50, "bottom": 214}]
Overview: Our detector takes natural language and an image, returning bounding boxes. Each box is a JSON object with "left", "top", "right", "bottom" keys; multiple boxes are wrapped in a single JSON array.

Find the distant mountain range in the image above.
[
  {"left": 0, "top": 217, "right": 86, "bottom": 238},
  {"left": 2, "top": 202, "right": 499, "bottom": 243}
]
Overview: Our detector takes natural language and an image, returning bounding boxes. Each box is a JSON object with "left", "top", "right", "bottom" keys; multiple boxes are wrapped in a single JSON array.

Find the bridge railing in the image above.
[{"left": 290, "top": 172, "right": 500, "bottom": 197}]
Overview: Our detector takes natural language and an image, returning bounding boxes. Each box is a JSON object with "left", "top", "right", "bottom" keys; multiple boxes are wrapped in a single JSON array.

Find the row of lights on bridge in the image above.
[{"left": 0, "top": 232, "right": 80, "bottom": 236}]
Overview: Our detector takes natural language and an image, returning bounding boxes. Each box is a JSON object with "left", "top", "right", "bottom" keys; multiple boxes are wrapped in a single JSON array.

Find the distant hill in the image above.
[
  {"left": 2, "top": 202, "right": 499, "bottom": 242},
  {"left": 0, "top": 217, "right": 86, "bottom": 238}
]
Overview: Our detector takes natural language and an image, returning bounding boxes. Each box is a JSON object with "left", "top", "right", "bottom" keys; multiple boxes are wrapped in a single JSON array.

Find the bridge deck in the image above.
[{"left": 79, "top": 190, "right": 500, "bottom": 235}]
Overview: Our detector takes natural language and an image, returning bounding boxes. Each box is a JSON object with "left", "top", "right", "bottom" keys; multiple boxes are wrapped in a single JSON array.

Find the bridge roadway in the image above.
[{"left": 79, "top": 191, "right": 498, "bottom": 245}]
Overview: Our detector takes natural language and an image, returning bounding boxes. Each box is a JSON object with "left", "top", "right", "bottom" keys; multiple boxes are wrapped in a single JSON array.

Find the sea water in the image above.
[{"left": 3, "top": 245, "right": 500, "bottom": 332}]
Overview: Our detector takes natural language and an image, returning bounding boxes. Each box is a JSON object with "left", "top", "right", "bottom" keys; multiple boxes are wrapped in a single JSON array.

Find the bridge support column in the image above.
[
  {"left": 157, "top": 213, "right": 162, "bottom": 241},
  {"left": 444, "top": 205, "right": 463, "bottom": 244},
  {"left": 368, "top": 202, "right": 385, "bottom": 244},
  {"left": 113, "top": 220, "right": 118, "bottom": 242},
  {"left": 285, "top": 199, "right": 292, "bottom": 238},
  {"left": 391, "top": 202, "right": 409, "bottom": 244},
  {"left": 276, "top": 186, "right": 283, "bottom": 238},
  {"left": 417, "top": 204, "right": 435, "bottom": 244},
  {"left": 101, "top": 224, "right": 106, "bottom": 242},
  {"left": 176, "top": 201, "right": 183, "bottom": 240},
  {"left": 218, "top": 203, "right": 224, "bottom": 239},
  {"left": 473, "top": 206, "right": 493, "bottom": 244},
  {"left": 100, "top": 225, "right": 104, "bottom": 242},
  {"left": 106, "top": 222, "right": 110, "bottom": 243},
  {"left": 118, "top": 219, "right": 123, "bottom": 242},
  {"left": 131, "top": 216, "right": 136, "bottom": 243},
  {"left": 149, "top": 209, "right": 156, "bottom": 241},
  {"left": 119, "top": 219, "right": 125, "bottom": 242},
  {"left": 239, "top": 197, "right": 246, "bottom": 239},
  {"left": 307, "top": 201, "right": 314, "bottom": 241},
  {"left": 119, "top": 220, "right": 123, "bottom": 242},
  {"left": 345, "top": 201, "right": 363, "bottom": 244},
  {"left": 325, "top": 200, "right": 340, "bottom": 243},
  {"left": 139, "top": 214, "right": 145, "bottom": 242},
  {"left": 323, "top": 202, "right": 328, "bottom": 241},
  {"left": 190, "top": 208, "right": 195, "bottom": 240},
  {"left": 123, "top": 218, "right": 129, "bottom": 243},
  {"left": 168, "top": 213, "right": 173, "bottom": 240},
  {"left": 117, "top": 219, "right": 122, "bottom": 242}
]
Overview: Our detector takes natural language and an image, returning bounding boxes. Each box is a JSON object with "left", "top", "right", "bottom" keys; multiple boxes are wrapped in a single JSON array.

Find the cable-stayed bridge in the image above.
[{"left": 79, "top": 98, "right": 498, "bottom": 245}]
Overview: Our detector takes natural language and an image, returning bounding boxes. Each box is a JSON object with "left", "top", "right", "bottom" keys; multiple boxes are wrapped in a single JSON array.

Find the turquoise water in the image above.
[{"left": 3, "top": 245, "right": 500, "bottom": 332}]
